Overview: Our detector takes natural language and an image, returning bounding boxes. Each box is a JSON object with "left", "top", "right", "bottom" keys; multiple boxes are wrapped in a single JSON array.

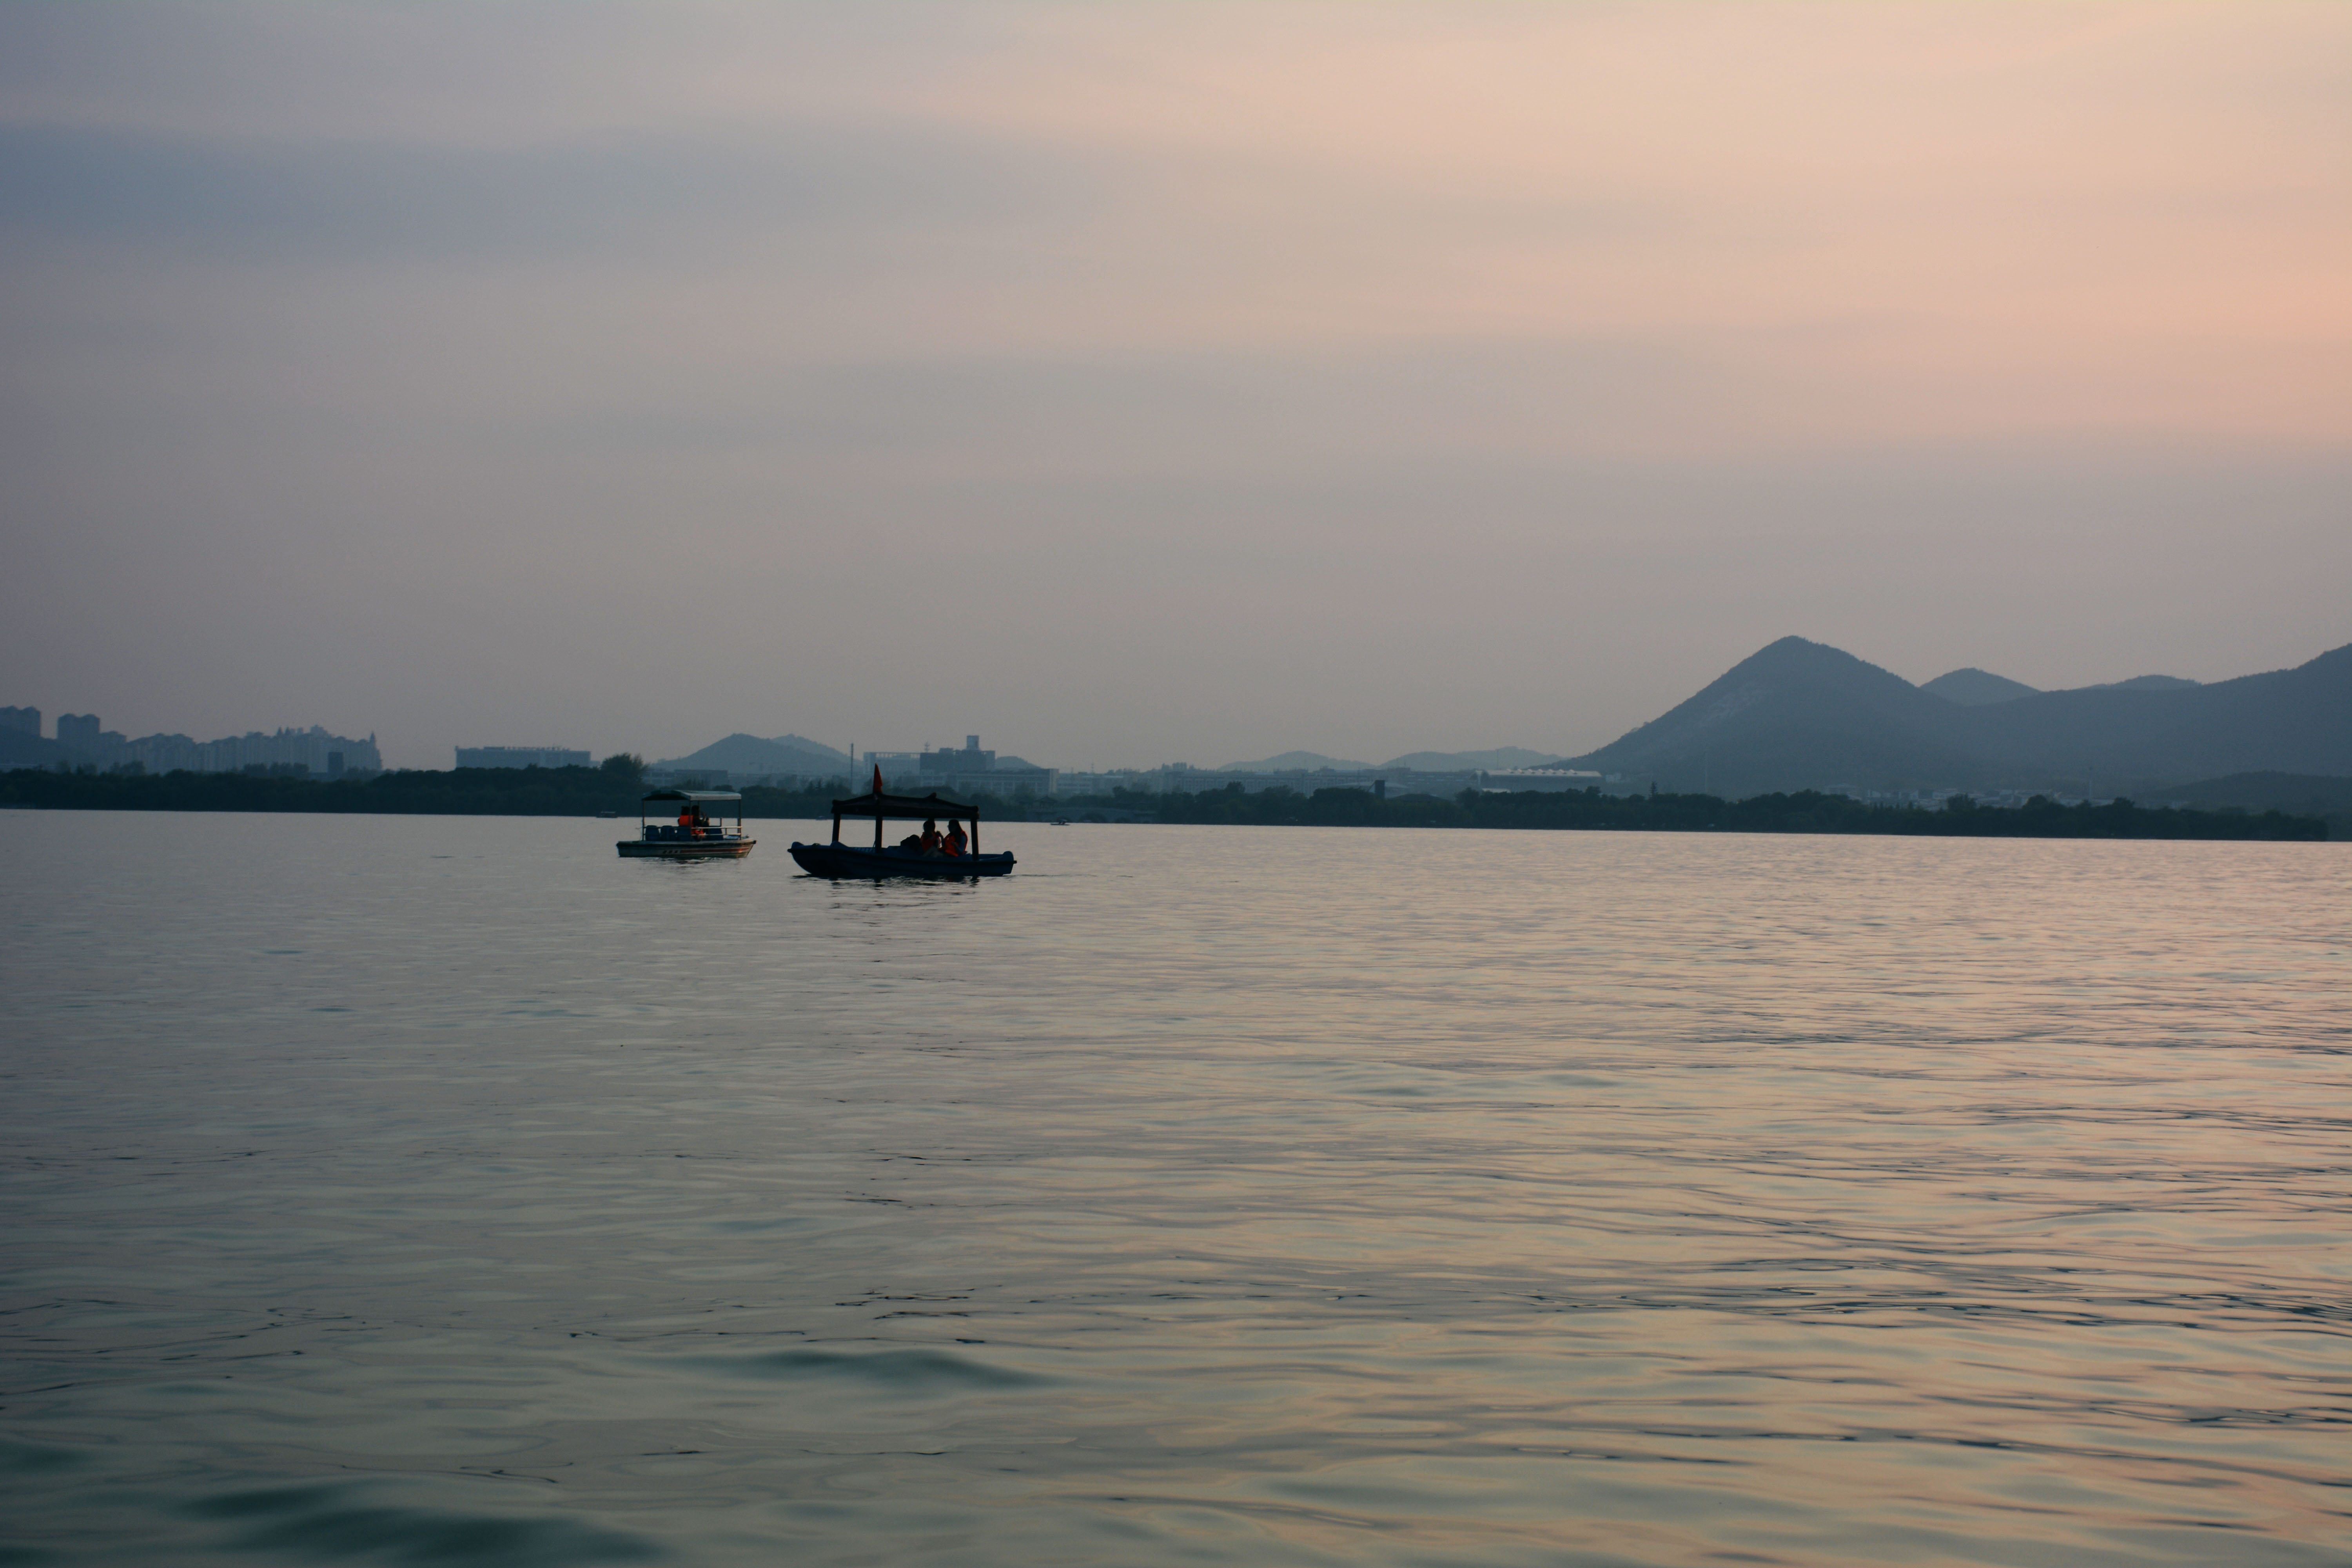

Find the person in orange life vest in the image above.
[
  {"left": 943, "top": 819, "right": 967, "bottom": 857},
  {"left": 677, "top": 804, "right": 696, "bottom": 837},
  {"left": 919, "top": 818, "right": 943, "bottom": 853}
]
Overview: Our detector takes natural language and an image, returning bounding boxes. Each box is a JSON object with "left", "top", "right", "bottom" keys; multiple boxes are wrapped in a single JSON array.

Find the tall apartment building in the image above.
[
  {"left": 8, "top": 710, "right": 381, "bottom": 775},
  {"left": 129, "top": 725, "right": 382, "bottom": 776},
  {"left": 56, "top": 713, "right": 130, "bottom": 765},
  {"left": 908, "top": 735, "right": 1058, "bottom": 799}
]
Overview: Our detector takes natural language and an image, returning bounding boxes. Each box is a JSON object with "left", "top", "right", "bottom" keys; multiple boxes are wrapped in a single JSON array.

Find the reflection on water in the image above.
[{"left": 1, "top": 812, "right": 2345, "bottom": 1564}]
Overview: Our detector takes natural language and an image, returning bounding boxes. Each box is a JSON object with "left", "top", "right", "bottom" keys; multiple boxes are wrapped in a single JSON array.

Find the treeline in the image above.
[
  {"left": 1117, "top": 784, "right": 2329, "bottom": 840},
  {"left": 0, "top": 768, "right": 2329, "bottom": 839},
  {"left": 0, "top": 764, "right": 852, "bottom": 820}
]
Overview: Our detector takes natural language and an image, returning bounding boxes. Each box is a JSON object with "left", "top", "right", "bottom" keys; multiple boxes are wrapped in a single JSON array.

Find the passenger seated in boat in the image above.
[
  {"left": 943, "top": 820, "right": 967, "bottom": 857},
  {"left": 918, "top": 819, "right": 943, "bottom": 854}
]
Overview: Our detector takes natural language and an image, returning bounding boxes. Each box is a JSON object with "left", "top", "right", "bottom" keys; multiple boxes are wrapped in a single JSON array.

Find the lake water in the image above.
[{"left": 2, "top": 812, "right": 2346, "bottom": 1566}]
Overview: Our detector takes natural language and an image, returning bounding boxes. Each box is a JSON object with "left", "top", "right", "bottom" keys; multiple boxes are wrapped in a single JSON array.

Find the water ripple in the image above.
[{"left": 1, "top": 816, "right": 2346, "bottom": 1564}]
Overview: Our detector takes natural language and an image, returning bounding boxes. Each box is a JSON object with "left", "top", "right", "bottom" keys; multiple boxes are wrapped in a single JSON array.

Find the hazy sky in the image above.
[{"left": 4, "top": 3, "right": 2346, "bottom": 769}]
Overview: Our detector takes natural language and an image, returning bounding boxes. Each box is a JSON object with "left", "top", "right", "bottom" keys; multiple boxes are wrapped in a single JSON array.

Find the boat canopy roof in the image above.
[
  {"left": 832, "top": 786, "right": 979, "bottom": 821},
  {"left": 642, "top": 788, "right": 742, "bottom": 803}
]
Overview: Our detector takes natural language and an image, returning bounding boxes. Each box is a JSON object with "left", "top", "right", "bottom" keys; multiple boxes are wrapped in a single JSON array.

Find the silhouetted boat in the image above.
[
  {"left": 788, "top": 769, "right": 1014, "bottom": 878},
  {"left": 618, "top": 789, "right": 756, "bottom": 858}
]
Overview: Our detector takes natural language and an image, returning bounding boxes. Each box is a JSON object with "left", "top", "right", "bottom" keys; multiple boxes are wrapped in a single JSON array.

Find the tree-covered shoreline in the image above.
[
  {"left": 0, "top": 767, "right": 2329, "bottom": 840},
  {"left": 0, "top": 763, "right": 848, "bottom": 821},
  {"left": 1136, "top": 784, "right": 2328, "bottom": 839}
]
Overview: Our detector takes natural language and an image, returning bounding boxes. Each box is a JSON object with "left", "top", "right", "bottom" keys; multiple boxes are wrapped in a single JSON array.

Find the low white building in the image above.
[{"left": 1479, "top": 768, "right": 1606, "bottom": 793}]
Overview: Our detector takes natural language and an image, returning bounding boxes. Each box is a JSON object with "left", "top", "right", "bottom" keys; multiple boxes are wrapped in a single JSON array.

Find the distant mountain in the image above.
[
  {"left": 1379, "top": 747, "right": 1567, "bottom": 771},
  {"left": 1922, "top": 668, "right": 2038, "bottom": 706},
  {"left": 1218, "top": 750, "right": 1372, "bottom": 772},
  {"left": 2091, "top": 674, "right": 2200, "bottom": 691},
  {"left": 1564, "top": 637, "right": 1982, "bottom": 797},
  {"left": 1953, "top": 646, "right": 2348, "bottom": 784},
  {"left": 1561, "top": 637, "right": 2352, "bottom": 796},
  {"left": 2163, "top": 771, "right": 2352, "bottom": 841},
  {"left": 656, "top": 733, "right": 851, "bottom": 777},
  {"left": 2163, "top": 771, "right": 2352, "bottom": 813}
]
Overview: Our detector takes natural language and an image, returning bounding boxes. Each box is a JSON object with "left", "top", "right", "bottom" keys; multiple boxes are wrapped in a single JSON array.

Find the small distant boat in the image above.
[
  {"left": 788, "top": 769, "right": 1014, "bottom": 878},
  {"left": 618, "top": 789, "right": 756, "bottom": 858}
]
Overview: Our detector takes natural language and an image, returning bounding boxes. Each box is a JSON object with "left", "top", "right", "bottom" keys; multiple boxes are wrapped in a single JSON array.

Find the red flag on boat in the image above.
[{"left": 872, "top": 763, "right": 885, "bottom": 796}]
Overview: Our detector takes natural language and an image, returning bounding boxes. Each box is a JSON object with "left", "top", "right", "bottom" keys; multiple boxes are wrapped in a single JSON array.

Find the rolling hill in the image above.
[
  {"left": 1380, "top": 747, "right": 1566, "bottom": 771},
  {"left": 1920, "top": 668, "right": 2038, "bottom": 706},
  {"left": 655, "top": 733, "right": 851, "bottom": 779},
  {"left": 1563, "top": 637, "right": 2352, "bottom": 797},
  {"left": 1217, "top": 750, "right": 1373, "bottom": 772}
]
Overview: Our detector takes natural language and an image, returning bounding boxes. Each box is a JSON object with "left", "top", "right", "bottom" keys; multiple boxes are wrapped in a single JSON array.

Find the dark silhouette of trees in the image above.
[{"left": 0, "top": 769, "right": 2328, "bottom": 839}]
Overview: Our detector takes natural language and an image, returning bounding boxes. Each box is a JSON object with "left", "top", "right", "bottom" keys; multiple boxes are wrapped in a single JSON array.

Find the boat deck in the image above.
[{"left": 789, "top": 842, "right": 1014, "bottom": 878}]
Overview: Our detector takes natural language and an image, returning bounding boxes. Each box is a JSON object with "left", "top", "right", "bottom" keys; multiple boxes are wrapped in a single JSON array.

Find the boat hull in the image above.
[
  {"left": 789, "top": 842, "right": 1014, "bottom": 878},
  {"left": 617, "top": 838, "right": 755, "bottom": 858}
]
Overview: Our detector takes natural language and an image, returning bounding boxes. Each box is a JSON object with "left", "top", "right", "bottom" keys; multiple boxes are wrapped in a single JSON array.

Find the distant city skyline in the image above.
[
  {"left": 2, "top": 5, "right": 2345, "bottom": 771},
  {"left": 6, "top": 626, "right": 2339, "bottom": 784},
  {"left": 0, "top": 704, "right": 383, "bottom": 777}
]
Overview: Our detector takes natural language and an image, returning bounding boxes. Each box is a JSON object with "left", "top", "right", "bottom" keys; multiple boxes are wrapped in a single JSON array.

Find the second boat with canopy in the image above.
[{"left": 787, "top": 768, "right": 1016, "bottom": 878}]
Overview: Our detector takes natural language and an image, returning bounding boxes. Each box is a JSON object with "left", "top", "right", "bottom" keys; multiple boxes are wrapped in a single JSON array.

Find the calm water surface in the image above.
[{"left": 2, "top": 812, "right": 2346, "bottom": 1566}]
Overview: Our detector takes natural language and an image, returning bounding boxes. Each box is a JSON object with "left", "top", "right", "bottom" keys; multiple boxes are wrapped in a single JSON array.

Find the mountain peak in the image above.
[
  {"left": 1216, "top": 750, "right": 1372, "bottom": 772},
  {"left": 1923, "top": 668, "right": 2040, "bottom": 706},
  {"left": 656, "top": 733, "right": 850, "bottom": 773},
  {"left": 1561, "top": 636, "right": 1971, "bottom": 793},
  {"left": 1712, "top": 636, "right": 1919, "bottom": 698}
]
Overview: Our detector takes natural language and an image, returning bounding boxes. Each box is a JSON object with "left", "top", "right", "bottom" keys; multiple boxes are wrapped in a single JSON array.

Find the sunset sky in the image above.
[{"left": 4, "top": 3, "right": 2346, "bottom": 768}]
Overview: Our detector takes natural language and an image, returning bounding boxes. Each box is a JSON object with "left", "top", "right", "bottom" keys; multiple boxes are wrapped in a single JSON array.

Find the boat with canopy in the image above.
[
  {"left": 788, "top": 768, "right": 1015, "bottom": 878},
  {"left": 617, "top": 788, "right": 756, "bottom": 858}
]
